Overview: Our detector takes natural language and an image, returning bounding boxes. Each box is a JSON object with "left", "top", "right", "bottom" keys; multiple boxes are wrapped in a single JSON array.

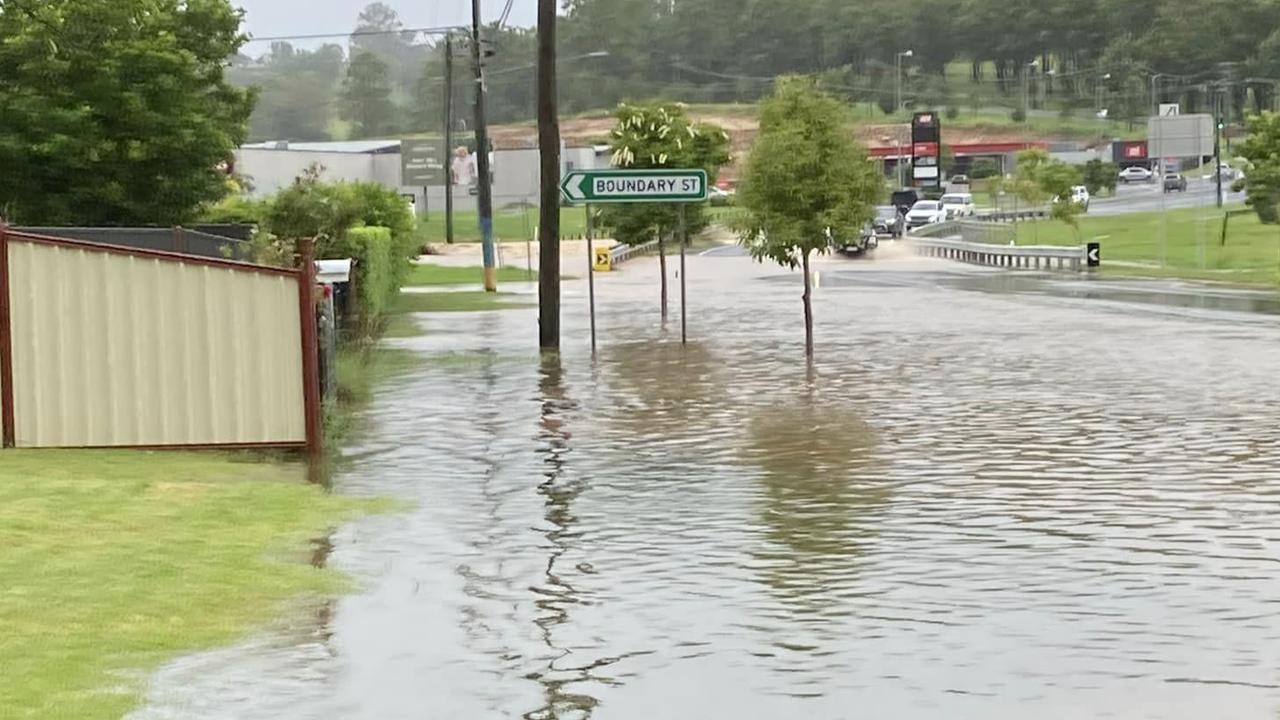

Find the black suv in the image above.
[{"left": 891, "top": 189, "right": 923, "bottom": 216}]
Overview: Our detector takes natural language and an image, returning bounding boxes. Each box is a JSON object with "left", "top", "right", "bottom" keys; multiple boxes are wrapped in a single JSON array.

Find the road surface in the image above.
[{"left": 133, "top": 254, "right": 1280, "bottom": 720}]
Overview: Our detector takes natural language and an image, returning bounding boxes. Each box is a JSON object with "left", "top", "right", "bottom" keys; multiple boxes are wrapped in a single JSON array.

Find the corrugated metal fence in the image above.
[{"left": 0, "top": 227, "right": 320, "bottom": 452}]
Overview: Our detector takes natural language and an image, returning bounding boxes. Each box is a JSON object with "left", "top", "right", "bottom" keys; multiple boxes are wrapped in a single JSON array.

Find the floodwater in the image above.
[{"left": 133, "top": 253, "right": 1280, "bottom": 720}]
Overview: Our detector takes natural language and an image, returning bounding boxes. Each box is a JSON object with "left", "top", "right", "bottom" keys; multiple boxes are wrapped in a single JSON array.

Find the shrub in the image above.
[
  {"left": 969, "top": 159, "right": 999, "bottom": 179},
  {"left": 337, "top": 226, "right": 396, "bottom": 332},
  {"left": 1010, "top": 107, "right": 1027, "bottom": 123},
  {"left": 945, "top": 106, "right": 960, "bottom": 120}
]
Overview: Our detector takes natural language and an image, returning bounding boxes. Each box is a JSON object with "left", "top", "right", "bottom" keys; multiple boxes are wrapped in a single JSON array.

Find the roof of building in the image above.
[{"left": 240, "top": 140, "right": 402, "bottom": 154}]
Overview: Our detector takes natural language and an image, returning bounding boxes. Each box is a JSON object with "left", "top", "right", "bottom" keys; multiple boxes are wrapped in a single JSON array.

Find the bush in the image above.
[
  {"left": 969, "top": 159, "right": 999, "bottom": 180},
  {"left": 1010, "top": 108, "right": 1027, "bottom": 123},
  {"left": 337, "top": 226, "right": 396, "bottom": 332},
  {"left": 945, "top": 106, "right": 960, "bottom": 120}
]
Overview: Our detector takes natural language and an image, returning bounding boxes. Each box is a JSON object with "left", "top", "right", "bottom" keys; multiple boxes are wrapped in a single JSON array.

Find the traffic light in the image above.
[{"left": 1217, "top": 119, "right": 1226, "bottom": 130}]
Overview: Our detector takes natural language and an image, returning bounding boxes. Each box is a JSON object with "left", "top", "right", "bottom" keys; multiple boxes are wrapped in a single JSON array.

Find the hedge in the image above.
[{"left": 334, "top": 226, "right": 396, "bottom": 332}]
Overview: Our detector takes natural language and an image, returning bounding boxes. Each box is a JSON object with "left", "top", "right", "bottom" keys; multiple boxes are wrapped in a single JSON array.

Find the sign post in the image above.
[
  {"left": 400, "top": 139, "right": 447, "bottom": 218},
  {"left": 560, "top": 168, "right": 709, "bottom": 352}
]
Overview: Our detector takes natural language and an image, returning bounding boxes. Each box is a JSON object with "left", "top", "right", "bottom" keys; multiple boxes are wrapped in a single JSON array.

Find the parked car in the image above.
[
  {"left": 905, "top": 200, "right": 947, "bottom": 229},
  {"left": 1119, "top": 166, "right": 1154, "bottom": 183},
  {"left": 940, "top": 192, "right": 976, "bottom": 218},
  {"left": 1163, "top": 173, "right": 1188, "bottom": 192},
  {"left": 949, "top": 174, "right": 970, "bottom": 186},
  {"left": 891, "top": 188, "right": 923, "bottom": 216},
  {"left": 709, "top": 186, "right": 736, "bottom": 206},
  {"left": 871, "top": 205, "right": 903, "bottom": 238}
]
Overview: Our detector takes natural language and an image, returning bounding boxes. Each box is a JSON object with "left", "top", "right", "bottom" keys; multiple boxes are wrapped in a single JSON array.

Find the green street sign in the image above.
[
  {"left": 560, "top": 169, "right": 708, "bottom": 204},
  {"left": 401, "top": 138, "right": 446, "bottom": 185}
]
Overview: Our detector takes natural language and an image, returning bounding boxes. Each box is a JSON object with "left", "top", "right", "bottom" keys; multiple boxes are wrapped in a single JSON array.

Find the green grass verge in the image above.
[
  {"left": 420, "top": 207, "right": 588, "bottom": 244},
  {"left": 0, "top": 451, "right": 371, "bottom": 719},
  {"left": 1013, "top": 205, "right": 1280, "bottom": 286},
  {"left": 394, "top": 291, "right": 533, "bottom": 313},
  {"left": 405, "top": 264, "right": 537, "bottom": 286}
]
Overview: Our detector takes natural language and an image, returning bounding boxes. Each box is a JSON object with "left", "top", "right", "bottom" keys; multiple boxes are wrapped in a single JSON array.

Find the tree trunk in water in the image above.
[
  {"left": 658, "top": 233, "right": 668, "bottom": 320},
  {"left": 802, "top": 249, "right": 814, "bottom": 357}
]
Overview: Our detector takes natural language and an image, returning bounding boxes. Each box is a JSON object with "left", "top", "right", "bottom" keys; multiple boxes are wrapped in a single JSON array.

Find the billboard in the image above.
[
  {"left": 911, "top": 112, "right": 941, "bottom": 189},
  {"left": 1147, "top": 114, "right": 1214, "bottom": 160}
]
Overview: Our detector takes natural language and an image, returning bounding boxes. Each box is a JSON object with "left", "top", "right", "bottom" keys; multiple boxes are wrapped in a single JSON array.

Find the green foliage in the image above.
[
  {"left": 1082, "top": 159, "right": 1119, "bottom": 196},
  {"left": 1235, "top": 111, "right": 1280, "bottom": 224},
  {"left": 341, "top": 51, "right": 396, "bottom": 138},
  {"left": 969, "top": 158, "right": 999, "bottom": 180},
  {"left": 1011, "top": 149, "right": 1084, "bottom": 233},
  {"left": 341, "top": 226, "right": 397, "bottom": 328},
  {"left": 597, "top": 102, "right": 731, "bottom": 246},
  {"left": 0, "top": 0, "right": 255, "bottom": 225},
  {"left": 738, "top": 78, "right": 881, "bottom": 268},
  {"left": 1010, "top": 108, "right": 1027, "bottom": 123}
]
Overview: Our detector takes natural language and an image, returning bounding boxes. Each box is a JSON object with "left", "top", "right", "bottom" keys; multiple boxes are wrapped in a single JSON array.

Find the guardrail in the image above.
[
  {"left": 973, "top": 209, "right": 1049, "bottom": 222},
  {"left": 907, "top": 235, "right": 1088, "bottom": 272},
  {"left": 609, "top": 239, "right": 660, "bottom": 265}
]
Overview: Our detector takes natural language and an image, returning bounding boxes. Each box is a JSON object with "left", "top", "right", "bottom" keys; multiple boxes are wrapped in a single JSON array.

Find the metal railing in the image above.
[
  {"left": 972, "top": 209, "right": 1049, "bottom": 222},
  {"left": 610, "top": 239, "right": 660, "bottom": 265},
  {"left": 907, "top": 235, "right": 1089, "bottom": 272}
]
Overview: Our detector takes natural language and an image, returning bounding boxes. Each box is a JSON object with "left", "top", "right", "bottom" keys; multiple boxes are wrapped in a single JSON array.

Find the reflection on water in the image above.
[{"left": 133, "top": 256, "right": 1280, "bottom": 720}]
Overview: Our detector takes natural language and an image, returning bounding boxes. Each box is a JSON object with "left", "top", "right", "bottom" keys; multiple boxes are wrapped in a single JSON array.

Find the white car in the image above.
[
  {"left": 905, "top": 200, "right": 947, "bottom": 229},
  {"left": 1069, "top": 185, "right": 1090, "bottom": 210},
  {"left": 940, "top": 192, "right": 976, "bottom": 219},
  {"left": 1119, "top": 166, "right": 1154, "bottom": 183}
]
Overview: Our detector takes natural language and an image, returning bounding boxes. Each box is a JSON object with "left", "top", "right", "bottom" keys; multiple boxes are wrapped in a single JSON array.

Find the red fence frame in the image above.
[{"left": 0, "top": 227, "right": 321, "bottom": 454}]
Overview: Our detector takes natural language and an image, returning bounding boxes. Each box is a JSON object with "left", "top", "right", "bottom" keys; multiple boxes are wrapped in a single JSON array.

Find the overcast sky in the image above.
[{"left": 235, "top": 0, "right": 536, "bottom": 48}]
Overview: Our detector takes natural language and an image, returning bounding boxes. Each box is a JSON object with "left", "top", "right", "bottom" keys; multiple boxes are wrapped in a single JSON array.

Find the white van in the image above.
[{"left": 940, "top": 192, "right": 975, "bottom": 219}]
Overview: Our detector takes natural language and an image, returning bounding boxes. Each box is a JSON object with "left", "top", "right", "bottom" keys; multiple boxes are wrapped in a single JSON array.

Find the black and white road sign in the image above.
[{"left": 1086, "top": 242, "right": 1101, "bottom": 267}]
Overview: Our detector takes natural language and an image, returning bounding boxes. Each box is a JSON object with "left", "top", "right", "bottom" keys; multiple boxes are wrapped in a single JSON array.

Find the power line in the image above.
[{"left": 245, "top": 25, "right": 464, "bottom": 44}]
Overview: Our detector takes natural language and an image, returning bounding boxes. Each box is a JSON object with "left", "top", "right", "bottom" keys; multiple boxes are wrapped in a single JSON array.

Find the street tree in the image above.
[
  {"left": 1081, "top": 158, "right": 1118, "bottom": 197},
  {"left": 1234, "top": 111, "right": 1280, "bottom": 223},
  {"left": 737, "top": 78, "right": 881, "bottom": 357},
  {"left": 599, "top": 102, "right": 730, "bottom": 318},
  {"left": 1010, "top": 148, "right": 1084, "bottom": 239},
  {"left": 0, "top": 0, "right": 255, "bottom": 225},
  {"left": 341, "top": 51, "right": 397, "bottom": 138}
]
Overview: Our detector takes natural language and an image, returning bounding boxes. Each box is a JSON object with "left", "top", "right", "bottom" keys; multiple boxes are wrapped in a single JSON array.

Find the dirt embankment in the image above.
[{"left": 490, "top": 109, "right": 1078, "bottom": 184}]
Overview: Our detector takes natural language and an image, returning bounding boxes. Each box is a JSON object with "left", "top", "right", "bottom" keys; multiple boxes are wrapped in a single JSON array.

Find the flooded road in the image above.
[{"left": 134, "top": 254, "right": 1280, "bottom": 720}]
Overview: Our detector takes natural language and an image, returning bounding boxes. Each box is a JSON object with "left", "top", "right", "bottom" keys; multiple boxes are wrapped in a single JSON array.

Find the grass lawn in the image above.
[
  {"left": 394, "top": 290, "right": 533, "bottom": 313},
  {"left": 406, "top": 264, "right": 537, "bottom": 287},
  {"left": 419, "top": 207, "right": 588, "bottom": 244},
  {"left": 1013, "top": 205, "right": 1280, "bottom": 286},
  {"left": 0, "top": 451, "right": 370, "bottom": 719}
]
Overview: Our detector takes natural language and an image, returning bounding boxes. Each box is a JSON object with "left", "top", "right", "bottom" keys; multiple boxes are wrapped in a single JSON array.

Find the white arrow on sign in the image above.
[
  {"left": 562, "top": 174, "right": 588, "bottom": 201},
  {"left": 1088, "top": 247, "right": 1100, "bottom": 263}
]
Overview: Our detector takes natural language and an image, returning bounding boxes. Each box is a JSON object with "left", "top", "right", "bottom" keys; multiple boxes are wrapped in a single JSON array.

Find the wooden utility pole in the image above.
[
  {"left": 471, "top": 0, "right": 497, "bottom": 291},
  {"left": 443, "top": 35, "right": 455, "bottom": 244},
  {"left": 537, "top": 0, "right": 561, "bottom": 349}
]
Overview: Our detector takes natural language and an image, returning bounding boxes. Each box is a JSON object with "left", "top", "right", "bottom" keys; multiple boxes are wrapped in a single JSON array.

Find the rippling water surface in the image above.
[{"left": 134, "top": 255, "right": 1280, "bottom": 720}]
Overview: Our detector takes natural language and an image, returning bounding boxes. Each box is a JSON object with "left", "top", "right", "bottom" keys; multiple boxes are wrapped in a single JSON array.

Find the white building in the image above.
[{"left": 233, "top": 140, "right": 605, "bottom": 216}]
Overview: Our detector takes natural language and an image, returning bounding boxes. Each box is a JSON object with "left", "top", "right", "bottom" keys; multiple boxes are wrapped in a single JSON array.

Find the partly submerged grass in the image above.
[
  {"left": 1013, "top": 204, "right": 1280, "bottom": 286},
  {"left": 394, "top": 290, "right": 533, "bottom": 313},
  {"left": 0, "top": 451, "right": 371, "bottom": 719},
  {"left": 405, "top": 264, "right": 537, "bottom": 287}
]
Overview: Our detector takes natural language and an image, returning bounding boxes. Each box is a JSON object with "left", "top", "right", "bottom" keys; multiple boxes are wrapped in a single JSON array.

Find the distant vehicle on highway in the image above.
[
  {"left": 905, "top": 200, "right": 947, "bottom": 229},
  {"left": 871, "top": 205, "right": 903, "bottom": 238},
  {"left": 1119, "top": 166, "right": 1154, "bottom": 183},
  {"left": 1163, "top": 173, "right": 1188, "bottom": 192},
  {"left": 1205, "top": 164, "right": 1242, "bottom": 182},
  {"left": 949, "top": 174, "right": 970, "bottom": 186},
  {"left": 1052, "top": 185, "right": 1090, "bottom": 211},
  {"left": 940, "top": 192, "right": 976, "bottom": 218}
]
